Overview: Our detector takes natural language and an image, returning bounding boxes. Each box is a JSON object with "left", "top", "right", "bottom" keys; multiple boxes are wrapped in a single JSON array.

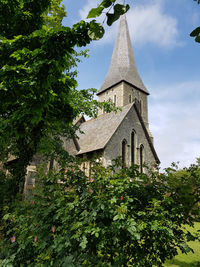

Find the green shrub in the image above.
[{"left": 0, "top": 160, "right": 199, "bottom": 266}]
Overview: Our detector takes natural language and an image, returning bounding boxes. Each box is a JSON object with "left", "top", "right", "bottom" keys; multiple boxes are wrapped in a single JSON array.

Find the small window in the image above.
[
  {"left": 122, "top": 139, "right": 127, "bottom": 168},
  {"left": 103, "top": 100, "right": 105, "bottom": 113},
  {"left": 131, "top": 131, "right": 136, "bottom": 165},
  {"left": 129, "top": 95, "right": 132, "bottom": 103},
  {"left": 139, "top": 145, "right": 144, "bottom": 173},
  {"left": 114, "top": 95, "right": 116, "bottom": 106},
  {"left": 140, "top": 100, "right": 143, "bottom": 114}
]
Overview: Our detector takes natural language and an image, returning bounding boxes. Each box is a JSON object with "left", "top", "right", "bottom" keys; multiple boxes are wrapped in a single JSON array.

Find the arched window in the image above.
[
  {"left": 131, "top": 131, "right": 135, "bottom": 165},
  {"left": 122, "top": 139, "right": 127, "bottom": 168},
  {"left": 103, "top": 100, "right": 105, "bottom": 114},
  {"left": 114, "top": 95, "right": 116, "bottom": 106},
  {"left": 139, "top": 145, "right": 144, "bottom": 173},
  {"left": 140, "top": 100, "right": 143, "bottom": 115}
]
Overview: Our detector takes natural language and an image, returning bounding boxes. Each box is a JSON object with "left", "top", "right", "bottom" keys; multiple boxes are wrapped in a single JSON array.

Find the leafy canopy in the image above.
[{"left": 0, "top": 0, "right": 110, "bottom": 196}]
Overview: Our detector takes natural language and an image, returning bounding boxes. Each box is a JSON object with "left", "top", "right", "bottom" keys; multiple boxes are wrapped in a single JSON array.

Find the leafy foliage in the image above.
[
  {"left": 87, "top": 0, "right": 129, "bottom": 26},
  {"left": 165, "top": 222, "right": 200, "bottom": 267},
  {"left": 43, "top": 0, "right": 67, "bottom": 29},
  {"left": 1, "top": 159, "right": 200, "bottom": 266},
  {"left": 0, "top": 0, "right": 109, "bottom": 196},
  {"left": 164, "top": 160, "right": 200, "bottom": 220},
  {"left": 190, "top": 27, "right": 200, "bottom": 43},
  {"left": 0, "top": 0, "right": 50, "bottom": 39}
]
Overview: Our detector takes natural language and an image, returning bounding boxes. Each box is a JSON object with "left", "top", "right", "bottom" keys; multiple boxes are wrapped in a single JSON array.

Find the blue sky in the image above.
[{"left": 62, "top": 0, "right": 200, "bottom": 169}]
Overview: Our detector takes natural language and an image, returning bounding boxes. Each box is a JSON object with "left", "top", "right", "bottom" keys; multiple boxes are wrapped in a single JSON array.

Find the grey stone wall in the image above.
[
  {"left": 98, "top": 82, "right": 149, "bottom": 131},
  {"left": 98, "top": 83, "right": 124, "bottom": 115},
  {"left": 103, "top": 104, "right": 156, "bottom": 168},
  {"left": 123, "top": 82, "right": 149, "bottom": 129}
]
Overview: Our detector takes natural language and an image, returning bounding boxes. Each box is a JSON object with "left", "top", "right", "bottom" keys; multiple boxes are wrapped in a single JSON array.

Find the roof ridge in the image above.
[
  {"left": 76, "top": 103, "right": 133, "bottom": 155},
  {"left": 82, "top": 103, "right": 132, "bottom": 125}
]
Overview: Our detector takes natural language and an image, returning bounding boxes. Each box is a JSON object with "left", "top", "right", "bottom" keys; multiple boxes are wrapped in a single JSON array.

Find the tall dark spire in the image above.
[{"left": 98, "top": 14, "right": 149, "bottom": 95}]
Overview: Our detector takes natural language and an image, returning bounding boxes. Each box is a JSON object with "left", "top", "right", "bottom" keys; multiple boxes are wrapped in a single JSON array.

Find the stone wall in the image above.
[
  {"left": 97, "top": 83, "right": 123, "bottom": 115},
  {"left": 97, "top": 82, "right": 149, "bottom": 132},
  {"left": 103, "top": 104, "right": 156, "bottom": 169},
  {"left": 123, "top": 82, "right": 149, "bottom": 129}
]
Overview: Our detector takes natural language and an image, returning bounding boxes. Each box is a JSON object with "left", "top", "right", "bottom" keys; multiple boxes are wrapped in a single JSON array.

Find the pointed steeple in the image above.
[{"left": 97, "top": 14, "right": 149, "bottom": 95}]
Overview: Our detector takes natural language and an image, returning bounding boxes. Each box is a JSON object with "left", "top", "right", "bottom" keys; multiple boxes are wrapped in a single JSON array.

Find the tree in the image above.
[{"left": 0, "top": 0, "right": 109, "bottom": 197}]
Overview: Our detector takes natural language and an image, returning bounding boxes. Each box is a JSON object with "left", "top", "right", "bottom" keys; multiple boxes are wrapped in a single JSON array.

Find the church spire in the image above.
[{"left": 97, "top": 14, "right": 149, "bottom": 95}]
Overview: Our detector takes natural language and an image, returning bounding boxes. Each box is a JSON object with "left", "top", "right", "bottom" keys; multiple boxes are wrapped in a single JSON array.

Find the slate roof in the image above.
[
  {"left": 76, "top": 104, "right": 133, "bottom": 155},
  {"left": 72, "top": 103, "right": 159, "bottom": 164},
  {"left": 98, "top": 14, "right": 149, "bottom": 95}
]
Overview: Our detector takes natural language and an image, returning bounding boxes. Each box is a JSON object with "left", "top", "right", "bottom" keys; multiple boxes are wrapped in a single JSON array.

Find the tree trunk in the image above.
[{"left": 5, "top": 122, "right": 44, "bottom": 197}]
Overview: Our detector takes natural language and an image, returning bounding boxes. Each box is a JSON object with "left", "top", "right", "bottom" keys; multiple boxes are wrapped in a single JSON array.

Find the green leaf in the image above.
[
  {"left": 110, "top": 197, "right": 117, "bottom": 204},
  {"left": 114, "top": 4, "right": 130, "bottom": 16},
  {"left": 88, "top": 21, "right": 105, "bottom": 40},
  {"left": 106, "top": 4, "right": 129, "bottom": 26},
  {"left": 195, "top": 35, "right": 200, "bottom": 43},
  {"left": 190, "top": 27, "right": 200, "bottom": 37},
  {"left": 3, "top": 213, "right": 10, "bottom": 220},
  {"left": 113, "top": 215, "right": 119, "bottom": 221},
  {"left": 101, "top": 0, "right": 114, "bottom": 8},
  {"left": 101, "top": 204, "right": 104, "bottom": 210},
  {"left": 95, "top": 232, "right": 99, "bottom": 238},
  {"left": 107, "top": 13, "right": 120, "bottom": 26},
  {"left": 134, "top": 233, "right": 141, "bottom": 240},
  {"left": 87, "top": 6, "right": 104, "bottom": 19},
  {"left": 128, "top": 225, "right": 136, "bottom": 233},
  {"left": 80, "top": 236, "right": 88, "bottom": 249}
]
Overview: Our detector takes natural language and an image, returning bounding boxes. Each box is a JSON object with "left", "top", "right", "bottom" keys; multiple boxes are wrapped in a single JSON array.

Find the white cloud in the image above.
[
  {"left": 79, "top": 0, "right": 99, "bottom": 20},
  {"left": 128, "top": 0, "right": 179, "bottom": 47},
  {"left": 149, "top": 80, "right": 200, "bottom": 170},
  {"left": 79, "top": 0, "right": 180, "bottom": 47},
  {"left": 191, "top": 12, "right": 200, "bottom": 28}
]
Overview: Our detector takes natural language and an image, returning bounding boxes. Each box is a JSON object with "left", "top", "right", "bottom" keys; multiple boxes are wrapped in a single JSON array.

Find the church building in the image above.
[
  {"left": 65, "top": 14, "right": 160, "bottom": 171},
  {"left": 3, "top": 14, "right": 160, "bottom": 198}
]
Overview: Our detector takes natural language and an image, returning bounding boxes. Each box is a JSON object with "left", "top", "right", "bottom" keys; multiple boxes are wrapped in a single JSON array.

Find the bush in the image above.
[{"left": 0, "top": 159, "right": 199, "bottom": 266}]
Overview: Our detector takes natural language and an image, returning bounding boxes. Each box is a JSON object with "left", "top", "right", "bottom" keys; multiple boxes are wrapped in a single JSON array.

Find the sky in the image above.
[{"left": 62, "top": 0, "right": 200, "bottom": 170}]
